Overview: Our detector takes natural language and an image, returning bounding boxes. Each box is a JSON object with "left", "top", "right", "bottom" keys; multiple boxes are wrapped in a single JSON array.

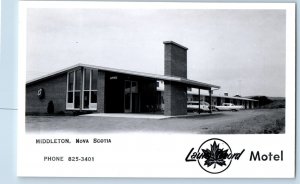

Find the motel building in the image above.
[
  {"left": 156, "top": 82, "right": 258, "bottom": 111},
  {"left": 26, "top": 41, "right": 258, "bottom": 116}
]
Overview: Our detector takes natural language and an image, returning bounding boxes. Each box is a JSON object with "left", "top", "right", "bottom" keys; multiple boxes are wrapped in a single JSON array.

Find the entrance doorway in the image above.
[{"left": 124, "top": 80, "right": 139, "bottom": 113}]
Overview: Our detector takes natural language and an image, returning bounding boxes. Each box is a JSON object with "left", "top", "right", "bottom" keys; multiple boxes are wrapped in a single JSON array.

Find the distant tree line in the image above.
[
  {"left": 250, "top": 96, "right": 273, "bottom": 106},
  {"left": 250, "top": 96, "right": 285, "bottom": 108}
]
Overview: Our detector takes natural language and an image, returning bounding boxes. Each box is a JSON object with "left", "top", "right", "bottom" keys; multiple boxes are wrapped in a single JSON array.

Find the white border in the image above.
[{"left": 18, "top": 1, "right": 295, "bottom": 178}]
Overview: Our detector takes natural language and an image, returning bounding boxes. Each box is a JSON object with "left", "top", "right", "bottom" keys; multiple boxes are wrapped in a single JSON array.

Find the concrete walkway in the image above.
[
  {"left": 80, "top": 113, "right": 171, "bottom": 119},
  {"left": 79, "top": 113, "right": 210, "bottom": 119}
]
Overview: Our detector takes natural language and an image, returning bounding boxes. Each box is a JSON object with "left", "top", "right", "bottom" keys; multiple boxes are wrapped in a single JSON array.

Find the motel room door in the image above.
[{"left": 124, "top": 80, "right": 139, "bottom": 113}]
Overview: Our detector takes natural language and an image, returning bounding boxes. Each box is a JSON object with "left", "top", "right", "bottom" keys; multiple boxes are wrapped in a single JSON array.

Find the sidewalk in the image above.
[{"left": 79, "top": 112, "right": 213, "bottom": 119}]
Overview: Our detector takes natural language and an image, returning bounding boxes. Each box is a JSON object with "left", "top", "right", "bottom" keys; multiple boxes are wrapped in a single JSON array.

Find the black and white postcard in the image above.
[{"left": 18, "top": 1, "right": 295, "bottom": 178}]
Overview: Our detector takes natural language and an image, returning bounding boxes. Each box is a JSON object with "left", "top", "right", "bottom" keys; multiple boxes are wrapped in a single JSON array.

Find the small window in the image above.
[
  {"left": 74, "top": 92, "right": 80, "bottom": 108},
  {"left": 91, "top": 91, "right": 97, "bottom": 103},
  {"left": 75, "top": 70, "right": 82, "bottom": 90},
  {"left": 91, "top": 70, "right": 98, "bottom": 90},
  {"left": 68, "top": 92, "right": 73, "bottom": 103},
  {"left": 68, "top": 72, "right": 74, "bottom": 91},
  {"left": 84, "top": 91, "right": 89, "bottom": 108},
  {"left": 84, "top": 69, "right": 90, "bottom": 90}
]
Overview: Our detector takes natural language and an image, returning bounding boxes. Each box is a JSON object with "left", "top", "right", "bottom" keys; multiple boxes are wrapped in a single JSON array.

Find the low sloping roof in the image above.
[
  {"left": 26, "top": 63, "right": 220, "bottom": 89},
  {"left": 210, "top": 95, "right": 258, "bottom": 101},
  {"left": 187, "top": 91, "right": 258, "bottom": 101}
]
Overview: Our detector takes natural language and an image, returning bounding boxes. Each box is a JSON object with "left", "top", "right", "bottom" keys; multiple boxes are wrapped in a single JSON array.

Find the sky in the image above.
[{"left": 26, "top": 8, "right": 286, "bottom": 97}]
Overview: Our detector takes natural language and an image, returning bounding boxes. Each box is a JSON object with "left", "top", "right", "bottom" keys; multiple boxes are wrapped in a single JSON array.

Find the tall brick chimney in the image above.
[
  {"left": 163, "top": 41, "right": 188, "bottom": 116},
  {"left": 163, "top": 41, "right": 188, "bottom": 78}
]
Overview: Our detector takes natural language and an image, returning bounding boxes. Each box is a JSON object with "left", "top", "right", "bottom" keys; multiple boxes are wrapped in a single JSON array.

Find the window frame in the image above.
[
  {"left": 82, "top": 68, "right": 98, "bottom": 110},
  {"left": 66, "top": 70, "right": 81, "bottom": 110}
]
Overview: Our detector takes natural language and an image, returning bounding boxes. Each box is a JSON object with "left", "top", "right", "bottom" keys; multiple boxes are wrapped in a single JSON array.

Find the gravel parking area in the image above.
[{"left": 26, "top": 108, "right": 285, "bottom": 134}]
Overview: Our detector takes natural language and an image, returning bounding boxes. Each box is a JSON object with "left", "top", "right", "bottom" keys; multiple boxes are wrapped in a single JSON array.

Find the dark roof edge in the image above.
[
  {"left": 26, "top": 63, "right": 219, "bottom": 89},
  {"left": 26, "top": 64, "right": 83, "bottom": 85},
  {"left": 163, "top": 41, "right": 188, "bottom": 50}
]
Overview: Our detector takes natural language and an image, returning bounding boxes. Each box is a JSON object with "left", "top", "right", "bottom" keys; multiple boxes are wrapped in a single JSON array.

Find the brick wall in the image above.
[
  {"left": 97, "top": 71, "right": 105, "bottom": 113},
  {"left": 163, "top": 41, "right": 188, "bottom": 115},
  {"left": 164, "top": 81, "right": 187, "bottom": 116},
  {"left": 164, "top": 41, "right": 187, "bottom": 78},
  {"left": 26, "top": 73, "right": 67, "bottom": 114}
]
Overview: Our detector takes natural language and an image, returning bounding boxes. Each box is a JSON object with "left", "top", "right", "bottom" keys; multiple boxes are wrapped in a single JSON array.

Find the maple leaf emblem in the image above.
[{"left": 202, "top": 141, "right": 229, "bottom": 169}]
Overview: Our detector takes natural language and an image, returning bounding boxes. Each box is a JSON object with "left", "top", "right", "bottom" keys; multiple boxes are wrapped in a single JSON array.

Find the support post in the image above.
[
  {"left": 209, "top": 89, "right": 212, "bottom": 114},
  {"left": 80, "top": 67, "right": 84, "bottom": 111},
  {"left": 198, "top": 88, "right": 201, "bottom": 114}
]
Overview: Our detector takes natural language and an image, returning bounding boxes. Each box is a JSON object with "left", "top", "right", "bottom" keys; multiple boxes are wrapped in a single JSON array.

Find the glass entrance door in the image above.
[{"left": 124, "top": 80, "right": 139, "bottom": 113}]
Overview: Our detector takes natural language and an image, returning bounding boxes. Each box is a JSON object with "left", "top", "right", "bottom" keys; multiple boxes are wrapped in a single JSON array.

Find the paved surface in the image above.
[
  {"left": 80, "top": 112, "right": 213, "bottom": 119},
  {"left": 26, "top": 109, "right": 285, "bottom": 134},
  {"left": 80, "top": 113, "right": 171, "bottom": 119}
]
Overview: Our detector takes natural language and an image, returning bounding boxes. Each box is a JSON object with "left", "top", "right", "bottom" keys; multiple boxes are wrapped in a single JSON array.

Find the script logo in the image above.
[{"left": 185, "top": 138, "right": 244, "bottom": 174}]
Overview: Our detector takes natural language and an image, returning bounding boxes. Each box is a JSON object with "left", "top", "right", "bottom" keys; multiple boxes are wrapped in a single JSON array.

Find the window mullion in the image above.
[
  {"left": 67, "top": 73, "right": 69, "bottom": 93},
  {"left": 66, "top": 72, "right": 69, "bottom": 109},
  {"left": 82, "top": 69, "right": 85, "bottom": 109},
  {"left": 73, "top": 71, "right": 75, "bottom": 109},
  {"left": 89, "top": 70, "right": 92, "bottom": 105}
]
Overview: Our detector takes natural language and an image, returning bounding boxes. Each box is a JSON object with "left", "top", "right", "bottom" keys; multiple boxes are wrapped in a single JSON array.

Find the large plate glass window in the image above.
[
  {"left": 124, "top": 80, "right": 139, "bottom": 113},
  {"left": 82, "top": 68, "right": 98, "bottom": 110},
  {"left": 66, "top": 69, "right": 82, "bottom": 110}
]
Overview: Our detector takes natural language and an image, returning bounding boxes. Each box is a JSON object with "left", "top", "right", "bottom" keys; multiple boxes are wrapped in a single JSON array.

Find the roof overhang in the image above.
[
  {"left": 187, "top": 91, "right": 258, "bottom": 101},
  {"left": 26, "top": 63, "right": 220, "bottom": 90}
]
